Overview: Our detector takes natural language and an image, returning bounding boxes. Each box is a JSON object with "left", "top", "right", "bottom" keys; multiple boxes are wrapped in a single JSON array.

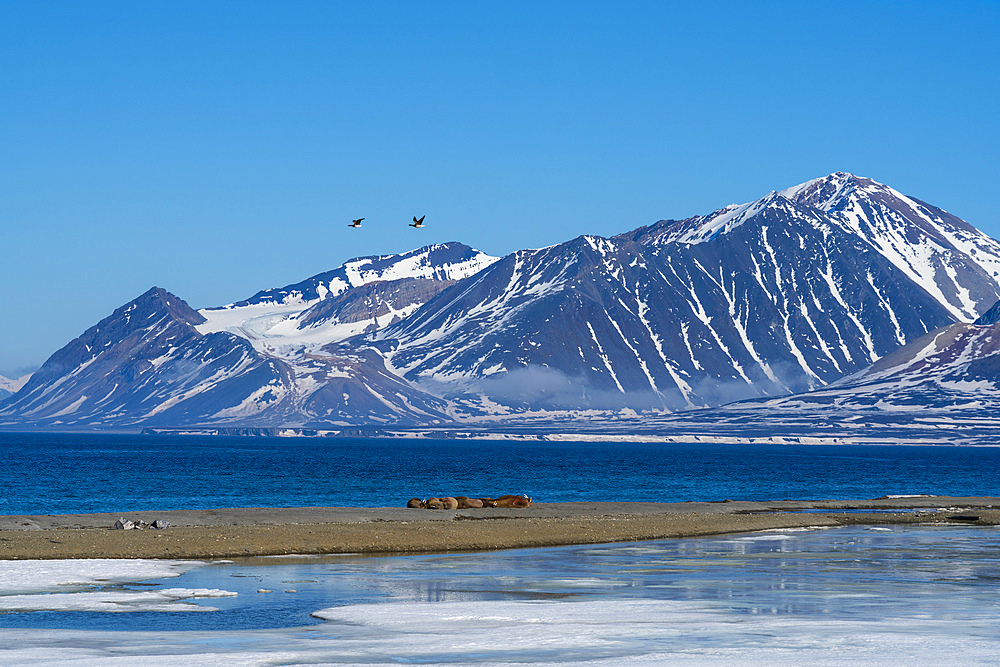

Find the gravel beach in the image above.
[{"left": 1, "top": 496, "right": 997, "bottom": 560}]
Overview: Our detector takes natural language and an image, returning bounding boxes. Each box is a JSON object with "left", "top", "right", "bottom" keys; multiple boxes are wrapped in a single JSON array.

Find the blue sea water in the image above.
[{"left": 1, "top": 432, "right": 999, "bottom": 514}]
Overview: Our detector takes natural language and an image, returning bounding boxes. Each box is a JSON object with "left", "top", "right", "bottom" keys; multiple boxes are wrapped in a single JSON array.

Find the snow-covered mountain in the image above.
[
  {"left": 190, "top": 242, "right": 498, "bottom": 425},
  {"left": 5, "top": 173, "right": 1000, "bottom": 430},
  {"left": 0, "top": 373, "right": 31, "bottom": 401},
  {"left": 0, "top": 243, "right": 495, "bottom": 428},
  {"left": 748, "top": 314, "right": 1000, "bottom": 412},
  {"left": 197, "top": 242, "right": 498, "bottom": 358},
  {"left": 375, "top": 173, "right": 1000, "bottom": 412},
  {"left": 782, "top": 172, "right": 1000, "bottom": 321},
  {"left": 635, "top": 172, "right": 1000, "bottom": 321},
  {"left": 0, "top": 288, "right": 290, "bottom": 427}
]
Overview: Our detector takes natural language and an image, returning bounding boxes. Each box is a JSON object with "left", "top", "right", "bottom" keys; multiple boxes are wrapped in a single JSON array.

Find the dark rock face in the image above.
[
  {"left": 975, "top": 300, "right": 1000, "bottom": 325},
  {"left": 298, "top": 278, "right": 456, "bottom": 329}
]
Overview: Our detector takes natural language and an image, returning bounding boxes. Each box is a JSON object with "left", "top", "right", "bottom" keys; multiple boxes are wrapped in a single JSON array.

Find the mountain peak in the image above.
[
  {"left": 119, "top": 286, "right": 207, "bottom": 327},
  {"left": 64, "top": 287, "right": 206, "bottom": 360},
  {"left": 624, "top": 170, "right": 1000, "bottom": 322},
  {"left": 1, "top": 286, "right": 211, "bottom": 415},
  {"left": 781, "top": 172, "right": 1000, "bottom": 321},
  {"left": 776, "top": 171, "right": 924, "bottom": 214},
  {"left": 777, "top": 172, "right": 864, "bottom": 211}
]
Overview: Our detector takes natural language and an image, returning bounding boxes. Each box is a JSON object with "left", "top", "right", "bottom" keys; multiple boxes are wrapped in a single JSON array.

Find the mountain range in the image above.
[{"left": 4, "top": 172, "right": 1000, "bottom": 432}]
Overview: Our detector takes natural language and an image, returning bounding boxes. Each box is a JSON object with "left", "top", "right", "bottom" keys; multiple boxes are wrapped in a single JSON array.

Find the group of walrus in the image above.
[{"left": 406, "top": 494, "right": 532, "bottom": 509}]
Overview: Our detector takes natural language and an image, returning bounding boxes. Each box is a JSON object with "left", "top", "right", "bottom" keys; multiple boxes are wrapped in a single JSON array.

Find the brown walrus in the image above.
[
  {"left": 424, "top": 497, "right": 445, "bottom": 510},
  {"left": 480, "top": 494, "right": 532, "bottom": 508},
  {"left": 406, "top": 498, "right": 425, "bottom": 508},
  {"left": 440, "top": 496, "right": 459, "bottom": 510},
  {"left": 455, "top": 496, "right": 483, "bottom": 509}
]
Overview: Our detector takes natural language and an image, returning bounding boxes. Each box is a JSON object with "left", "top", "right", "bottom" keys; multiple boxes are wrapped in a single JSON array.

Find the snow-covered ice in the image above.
[
  {"left": 0, "top": 559, "right": 232, "bottom": 612},
  {"left": 2, "top": 526, "right": 999, "bottom": 665},
  {"left": 0, "top": 559, "right": 206, "bottom": 596}
]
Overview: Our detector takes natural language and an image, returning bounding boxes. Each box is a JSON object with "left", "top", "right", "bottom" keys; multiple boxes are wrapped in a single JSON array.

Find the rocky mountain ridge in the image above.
[
  {"left": 4, "top": 173, "right": 1000, "bottom": 430},
  {"left": 376, "top": 173, "right": 998, "bottom": 411}
]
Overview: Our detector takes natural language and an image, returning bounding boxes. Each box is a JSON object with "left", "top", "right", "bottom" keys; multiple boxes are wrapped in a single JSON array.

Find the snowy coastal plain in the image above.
[{"left": 2, "top": 525, "right": 999, "bottom": 665}]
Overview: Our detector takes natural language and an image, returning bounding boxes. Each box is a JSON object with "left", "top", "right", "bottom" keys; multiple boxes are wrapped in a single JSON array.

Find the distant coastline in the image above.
[
  {"left": 6, "top": 417, "right": 999, "bottom": 447},
  {"left": 136, "top": 425, "right": 1000, "bottom": 446}
]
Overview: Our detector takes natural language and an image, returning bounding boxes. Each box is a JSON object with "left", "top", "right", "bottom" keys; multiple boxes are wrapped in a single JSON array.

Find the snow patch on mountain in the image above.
[
  {"left": 782, "top": 172, "right": 1000, "bottom": 321},
  {"left": 197, "top": 243, "right": 497, "bottom": 366},
  {"left": 749, "top": 320, "right": 1000, "bottom": 412},
  {"left": 0, "top": 373, "right": 32, "bottom": 399},
  {"left": 644, "top": 172, "right": 1000, "bottom": 323},
  {"left": 217, "top": 243, "right": 498, "bottom": 310}
]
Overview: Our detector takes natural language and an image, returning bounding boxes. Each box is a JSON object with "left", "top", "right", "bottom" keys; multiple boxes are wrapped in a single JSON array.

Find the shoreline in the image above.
[
  {"left": 5, "top": 427, "right": 1000, "bottom": 447},
  {"left": 1, "top": 496, "right": 997, "bottom": 560}
]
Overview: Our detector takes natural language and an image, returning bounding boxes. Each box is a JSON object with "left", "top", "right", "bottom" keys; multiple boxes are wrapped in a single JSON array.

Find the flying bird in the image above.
[
  {"left": 349, "top": 218, "right": 364, "bottom": 228},
  {"left": 410, "top": 215, "right": 425, "bottom": 228}
]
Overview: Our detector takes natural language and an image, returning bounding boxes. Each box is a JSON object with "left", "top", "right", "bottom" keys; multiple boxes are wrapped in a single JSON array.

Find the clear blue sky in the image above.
[{"left": 1, "top": 1, "right": 998, "bottom": 378}]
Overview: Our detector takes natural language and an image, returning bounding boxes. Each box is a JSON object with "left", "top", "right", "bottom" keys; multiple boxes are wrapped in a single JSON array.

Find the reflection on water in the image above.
[
  {"left": 5, "top": 525, "right": 998, "bottom": 630},
  {"left": 2, "top": 525, "right": 1000, "bottom": 664}
]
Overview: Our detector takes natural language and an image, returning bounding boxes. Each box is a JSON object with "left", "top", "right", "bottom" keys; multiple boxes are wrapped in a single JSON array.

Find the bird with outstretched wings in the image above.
[
  {"left": 410, "top": 215, "right": 425, "bottom": 228},
  {"left": 349, "top": 218, "right": 364, "bottom": 228}
]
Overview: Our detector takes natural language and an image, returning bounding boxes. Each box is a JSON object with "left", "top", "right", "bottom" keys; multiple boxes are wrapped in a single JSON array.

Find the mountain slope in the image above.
[
  {"left": 0, "top": 288, "right": 296, "bottom": 427},
  {"left": 5, "top": 173, "right": 1000, "bottom": 429},
  {"left": 748, "top": 319, "right": 1000, "bottom": 411},
  {"left": 0, "top": 287, "right": 456, "bottom": 428},
  {"left": 374, "top": 180, "right": 985, "bottom": 411}
]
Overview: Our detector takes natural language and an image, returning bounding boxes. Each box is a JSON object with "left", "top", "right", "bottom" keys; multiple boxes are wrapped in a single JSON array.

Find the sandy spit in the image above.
[{"left": 1, "top": 496, "right": 997, "bottom": 560}]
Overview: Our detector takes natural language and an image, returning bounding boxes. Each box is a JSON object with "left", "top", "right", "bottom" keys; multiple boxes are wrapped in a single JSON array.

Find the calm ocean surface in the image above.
[
  {"left": 1, "top": 432, "right": 999, "bottom": 515},
  {"left": 2, "top": 432, "right": 1000, "bottom": 664}
]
